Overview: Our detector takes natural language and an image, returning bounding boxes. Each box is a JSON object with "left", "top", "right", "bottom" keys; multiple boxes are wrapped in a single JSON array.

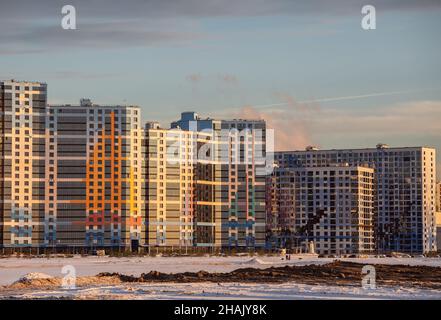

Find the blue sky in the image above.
[{"left": 1, "top": 0, "right": 440, "bottom": 176}]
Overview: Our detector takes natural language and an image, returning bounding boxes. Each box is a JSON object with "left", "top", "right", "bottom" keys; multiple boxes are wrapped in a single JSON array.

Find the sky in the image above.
[{"left": 1, "top": 0, "right": 440, "bottom": 178}]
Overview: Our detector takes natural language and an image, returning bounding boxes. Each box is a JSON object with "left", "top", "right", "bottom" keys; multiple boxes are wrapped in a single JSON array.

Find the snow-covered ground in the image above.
[
  {"left": 1, "top": 254, "right": 441, "bottom": 286},
  {"left": 3, "top": 281, "right": 441, "bottom": 300}
]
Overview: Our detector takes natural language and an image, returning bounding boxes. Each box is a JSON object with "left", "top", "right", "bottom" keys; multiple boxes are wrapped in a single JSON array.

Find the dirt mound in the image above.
[
  {"left": 8, "top": 274, "right": 123, "bottom": 289},
  {"left": 5, "top": 261, "right": 441, "bottom": 290},
  {"left": 11, "top": 273, "right": 60, "bottom": 289},
  {"left": 97, "top": 261, "right": 441, "bottom": 289}
]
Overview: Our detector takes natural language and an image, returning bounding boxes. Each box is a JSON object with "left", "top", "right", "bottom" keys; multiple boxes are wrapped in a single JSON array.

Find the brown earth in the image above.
[{"left": 4, "top": 261, "right": 441, "bottom": 291}]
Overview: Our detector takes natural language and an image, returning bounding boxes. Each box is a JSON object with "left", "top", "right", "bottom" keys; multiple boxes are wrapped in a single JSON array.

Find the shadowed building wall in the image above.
[
  {"left": 267, "top": 165, "right": 375, "bottom": 255},
  {"left": 274, "top": 145, "right": 437, "bottom": 254}
]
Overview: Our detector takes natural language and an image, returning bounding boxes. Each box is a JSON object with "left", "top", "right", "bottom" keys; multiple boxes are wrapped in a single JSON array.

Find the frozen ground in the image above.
[
  {"left": 3, "top": 281, "right": 441, "bottom": 300},
  {"left": 2, "top": 255, "right": 441, "bottom": 299},
  {"left": 1, "top": 255, "right": 441, "bottom": 286}
]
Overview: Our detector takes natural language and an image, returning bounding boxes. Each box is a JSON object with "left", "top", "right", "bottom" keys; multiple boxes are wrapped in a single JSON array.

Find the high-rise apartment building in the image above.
[
  {"left": 1, "top": 80, "right": 437, "bottom": 255},
  {"left": 170, "top": 112, "right": 267, "bottom": 248},
  {"left": 274, "top": 144, "right": 437, "bottom": 253},
  {"left": 266, "top": 164, "right": 296, "bottom": 247},
  {"left": 1, "top": 84, "right": 143, "bottom": 252},
  {"left": 1, "top": 81, "right": 268, "bottom": 251},
  {"left": 267, "top": 165, "right": 375, "bottom": 255},
  {"left": 47, "top": 99, "right": 144, "bottom": 250},
  {"left": 144, "top": 122, "right": 199, "bottom": 248},
  {"left": 0, "top": 80, "right": 47, "bottom": 248},
  {"left": 145, "top": 112, "right": 267, "bottom": 249}
]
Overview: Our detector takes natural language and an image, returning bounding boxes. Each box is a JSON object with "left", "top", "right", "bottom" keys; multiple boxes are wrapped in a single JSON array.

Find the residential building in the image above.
[
  {"left": 47, "top": 99, "right": 144, "bottom": 251},
  {"left": 170, "top": 112, "right": 267, "bottom": 248},
  {"left": 144, "top": 123, "right": 199, "bottom": 248},
  {"left": 274, "top": 144, "right": 437, "bottom": 253},
  {"left": 0, "top": 80, "right": 47, "bottom": 249},
  {"left": 266, "top": 164, "right": 295, "bottom": 248},
  {"left": 1, "top": 80, "right": 436, "bottom": 255},
  {"left": 267, "top": 164, "right": 375, "bottom": 255},
  {"left": 0, "top": 84, "right": 144, "bottom": 251}
]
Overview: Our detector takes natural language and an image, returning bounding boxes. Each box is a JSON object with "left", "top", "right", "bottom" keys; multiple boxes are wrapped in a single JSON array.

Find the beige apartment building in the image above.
[
  {"left": 0, "top": 80, "right": 47, "bottom": 248},
  {"left": 144, "top": 122, "right": 199, "bottom": 249},
  {"left": 145, "top": 112, "right": 267, "bottom": 249},
  {"left": 267, "top": 165, "right": 375, "bottom": 255}
]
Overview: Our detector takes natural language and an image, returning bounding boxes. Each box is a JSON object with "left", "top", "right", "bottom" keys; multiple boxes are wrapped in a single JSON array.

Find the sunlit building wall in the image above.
[
  {"left": 47, "top": 100, "right": 144, "bottom": 250},
  {"left": 0, "top": 80, "right": 47, "bottom": 248}
]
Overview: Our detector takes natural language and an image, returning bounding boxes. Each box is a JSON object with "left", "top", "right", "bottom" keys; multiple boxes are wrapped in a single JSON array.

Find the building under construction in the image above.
[
  {"left": 267, "top": 164, "right": 375, "bottom": 255},
  {"left": 272, "top": 145, "right": 437, "bottom": 254}
]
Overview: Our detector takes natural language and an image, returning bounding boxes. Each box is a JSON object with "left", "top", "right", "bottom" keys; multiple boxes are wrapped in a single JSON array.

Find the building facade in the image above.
[
  {"left": 144, "top": 122, "right": 198, "bottom": 249},
  {"left": 1, "top": 81, "right": 144, "bottom": 252},
  {"left": 274, "top": 144, "right": 437, "bottom": 253},
  {"left": 266, "top": 165, "right": 295, "bottom": 247},
  {"left": 267, "top": 165, "right": 375, "bottom": 255},
  {"left": 170, "top": 112, "right": 267, "bottom": 248},
  {"left": 1, "top": 81, "right": 437, "bottom": 254},
  {"left": 0, "top": 80, "right": 47, "bottom": 249},
  {"left": 1, "top": 85, "right": 268, "bottom": 252},
  {"left": 47, "top": 100, "right": 144, "bottom": 250}
]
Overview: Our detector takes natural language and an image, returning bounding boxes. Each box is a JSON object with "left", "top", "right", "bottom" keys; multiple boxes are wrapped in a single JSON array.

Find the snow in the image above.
[
  {"left": 3, "top": 282, "right": 441, "bottom": 300},
  {"left": 1, "top": 255, "right": 441, "bottom": 286},
  {"left": 1, "top": 255, "right": 441, "bottom": 299},
  {"left": 16, "top": 273, "right": 53, "bottom": 282}
]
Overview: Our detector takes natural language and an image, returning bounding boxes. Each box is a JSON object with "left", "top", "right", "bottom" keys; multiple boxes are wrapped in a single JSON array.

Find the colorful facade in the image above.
[
  {"left": 1, "top": 81, "right": 143, "bottom": 251},
  {"left": 47, "top": 100, "right": 143, "bottom": 250},
  {"left": 0, "top": 81, "right": 437, "bottom": 254}
]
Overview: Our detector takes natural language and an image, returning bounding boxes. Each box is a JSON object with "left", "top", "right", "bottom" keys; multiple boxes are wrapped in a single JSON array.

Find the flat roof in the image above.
[{"left": 274, "top": 146, "right": 435, "bottom": 153}]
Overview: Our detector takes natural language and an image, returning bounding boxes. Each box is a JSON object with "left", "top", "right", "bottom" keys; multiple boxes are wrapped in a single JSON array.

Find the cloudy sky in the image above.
[{"left": 1, "top": 0, "right": 441, "bottom": 176}]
